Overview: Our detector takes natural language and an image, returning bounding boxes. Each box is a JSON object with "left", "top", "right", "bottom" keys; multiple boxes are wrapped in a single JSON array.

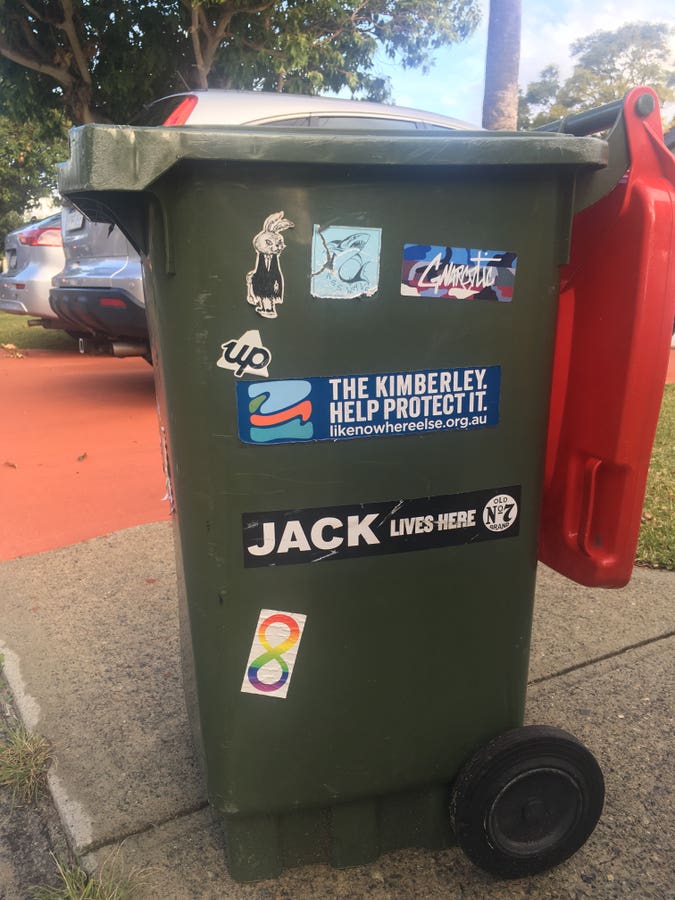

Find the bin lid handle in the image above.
[{"left": 536, "top": 88, "right": 670, "bottom": 214}]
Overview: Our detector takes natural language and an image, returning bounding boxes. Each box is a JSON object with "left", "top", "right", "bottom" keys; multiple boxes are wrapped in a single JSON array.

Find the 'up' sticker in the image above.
[{"left": 217, "top": 330, "right": 271, "bottom": 378}]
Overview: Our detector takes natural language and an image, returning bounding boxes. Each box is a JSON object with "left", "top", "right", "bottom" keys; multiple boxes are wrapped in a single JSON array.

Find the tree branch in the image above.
[
  {"left": 0, "top": 33, "right": 73, "bottom": 87},
  {"left": 237, "top": 37, "right": 285, "bottom": 58},
  {"left": 17, "top": 15, "right": 46, "bottom": 57},
  {"left": 190, "top": 5, "right": 208, "bottom": 89},
  {"left": 58, "top": 0, "right": 92, "bottom": 85},
  {"left": 17, "top": 0, "right": 57, "bottom": 25},
  {"left": 188, "top": 0, "right": 279, "bottom": 83}
]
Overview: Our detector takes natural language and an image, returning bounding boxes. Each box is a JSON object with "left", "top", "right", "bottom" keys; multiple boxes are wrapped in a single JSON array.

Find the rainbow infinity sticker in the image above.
[{"left": 241, "top": 609, "right": 307, "bottom": 699}]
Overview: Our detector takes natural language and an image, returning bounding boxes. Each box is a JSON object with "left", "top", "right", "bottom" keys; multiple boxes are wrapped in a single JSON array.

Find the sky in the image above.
[{"left": 378, "top": 0, "right": 675, "bottom": 125}]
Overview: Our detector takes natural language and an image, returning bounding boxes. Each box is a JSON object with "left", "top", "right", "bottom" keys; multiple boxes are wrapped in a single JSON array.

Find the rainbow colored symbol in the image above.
[
  {"left": 245, "top": 381, "right": 313, "bottom": 444},
  {"left": 241, "top": 609, "right": 307, "bottom": 699}
]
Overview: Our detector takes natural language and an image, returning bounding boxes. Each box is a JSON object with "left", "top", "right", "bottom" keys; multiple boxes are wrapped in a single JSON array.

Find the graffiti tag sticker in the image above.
[
  {"left": 246, "top": 211, "right": 294, "bottom": 319},
  {"left": 311, "top": 225, "right": 381, "bottom": 299},
  {"left": 217, "top": 330, "right": 271, "bottom": 378},
  {"left": 241, "top": 609, "right": 307, "bottom": 699},
  {"left": 401, "top": 245, "right": 517, "bottom": 302},
  {"left": 242, "top": 486, "right": 521, "bottom": 567},
  {"left": 236, "top": 366, "right": 500, "bottom": 445}
]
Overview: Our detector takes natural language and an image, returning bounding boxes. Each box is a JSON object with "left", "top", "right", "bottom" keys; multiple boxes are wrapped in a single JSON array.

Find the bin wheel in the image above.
[{"left": 449, "top": 725, "right": 604, "bottom": 878}]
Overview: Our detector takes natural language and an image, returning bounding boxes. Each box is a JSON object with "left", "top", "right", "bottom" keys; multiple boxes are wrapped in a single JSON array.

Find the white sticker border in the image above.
[{"left": 241, "top": 609, "right": 307, "bottom": 699}]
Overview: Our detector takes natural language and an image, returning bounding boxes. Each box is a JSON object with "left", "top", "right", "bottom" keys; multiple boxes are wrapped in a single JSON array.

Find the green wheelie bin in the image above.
[{"left": 59, "top": 120, "right": 609, "bottom": 882}]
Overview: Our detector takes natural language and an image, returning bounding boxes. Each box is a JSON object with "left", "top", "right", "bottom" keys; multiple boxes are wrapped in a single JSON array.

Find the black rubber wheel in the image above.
[{"left": 450, "top": 725, "right": 604, "bottom": 878}]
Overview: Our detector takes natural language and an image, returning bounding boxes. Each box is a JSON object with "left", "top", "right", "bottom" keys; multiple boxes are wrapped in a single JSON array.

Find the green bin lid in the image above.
[{"left": 58, "top": 124, "right": 608, "bottom": 195}]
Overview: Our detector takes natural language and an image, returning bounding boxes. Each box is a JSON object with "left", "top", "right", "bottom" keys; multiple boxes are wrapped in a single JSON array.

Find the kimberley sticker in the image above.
[
  {"left": 242, "top": 486, "right": 520, "bottom": 567},
  {"left": 241, "top": 609, "right": 307, "bottom": 699},
  {"left": 236, "top": 366, "right": 500, "bottom": 445},
  {"left": 401, "top": 245, "right": 517, "bottom": 301}
]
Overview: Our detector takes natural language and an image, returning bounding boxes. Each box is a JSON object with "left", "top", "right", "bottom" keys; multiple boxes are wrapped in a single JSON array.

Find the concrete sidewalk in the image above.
[{"left": 0, "top": 521, "right": 673, "bottom": 898}]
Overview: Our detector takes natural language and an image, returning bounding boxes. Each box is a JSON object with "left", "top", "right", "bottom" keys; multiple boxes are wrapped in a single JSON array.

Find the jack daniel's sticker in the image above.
[{"left": 242, "top": 486, "right": 520, "bottom": 567}]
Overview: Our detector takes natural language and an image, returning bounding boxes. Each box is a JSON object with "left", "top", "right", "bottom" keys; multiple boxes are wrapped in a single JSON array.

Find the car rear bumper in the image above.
[
  {"left": 0, "top": 296, "right": 30, "bottom": 315},
  {"left": 49, "top": 287, "right": 147, "bottom": 339},
  {"left": 1, "top": 276, "right": 56, "bottom": 318}
]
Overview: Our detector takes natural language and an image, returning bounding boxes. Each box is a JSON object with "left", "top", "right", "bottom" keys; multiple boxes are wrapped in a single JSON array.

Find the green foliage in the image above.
[
  {"left": 31, "top": 850, "right": 148, "bottom": 899},
  {"left": 86, "top": 3, "right": 188, "bottom": 124},
  {"left": 519, "top": 22, "right": 675, "bottom": 129},
  {"left": 0, "top": 0, "right": 479, "bottom": 223},
  {"left": 0, "top": 723, "right": 51, "bottom": 805},
  {"left": 636, "top": 384, "right": 674, "bottom": 571},
  {"left": 0, "top": 313, "right": 76, "bottom": 351},
  {"left": 31, "top": 853, "right": 147, "bottom": 900},
  {"left": 0, "top": 0, "right": 480, "bottom": 126},
  {"left": 0, "top": 1, "right": 188, "bottom": 125},
  {"left": 0, "top": 111, "right": 69, "bottom": 238}
]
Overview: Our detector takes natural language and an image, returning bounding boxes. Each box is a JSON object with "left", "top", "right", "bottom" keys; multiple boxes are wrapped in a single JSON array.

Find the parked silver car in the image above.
[
  {"left": 137, "top": 89, "right": 476, "bottom": 132},
  {"left": 1, "top": 214, "right": 65, "bottom": 322},
  {"left": 49, "top": 203, "right": 146, "bottom": 358},
  {"left": 58, "top": 90, "right": 476, "bottom": 358}
]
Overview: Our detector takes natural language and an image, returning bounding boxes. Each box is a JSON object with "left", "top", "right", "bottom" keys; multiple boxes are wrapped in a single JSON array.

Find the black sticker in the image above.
[{"left": 242, "top": 486, "right": 521, "bottom": 568}]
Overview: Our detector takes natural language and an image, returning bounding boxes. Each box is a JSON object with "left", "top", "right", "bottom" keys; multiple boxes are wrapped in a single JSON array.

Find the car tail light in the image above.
[
  {"left": 98, "top": 297, "right": 127, "bottom": 308},
  {"left": 163, "top": 95, "right": 198, "bottom": 126},
  {"left": 18, "top": 224, "right": 62, "bottom": 247}
]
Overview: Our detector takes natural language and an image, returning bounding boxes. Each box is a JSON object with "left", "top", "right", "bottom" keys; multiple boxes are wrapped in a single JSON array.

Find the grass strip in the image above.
[
  {"left": 0, "top": 312, "right": 75, "bottom": 351},
  {"left": 636, "top": 383, "right": 674, "bottom": 570},
  {"left": 0, "top": 724, "right": 52, "bottom": 805}
]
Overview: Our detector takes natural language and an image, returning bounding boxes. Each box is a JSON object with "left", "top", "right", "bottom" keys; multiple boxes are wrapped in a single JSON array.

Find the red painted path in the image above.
[
  {"left": 0, "top": 349, "right": 170, "bottom": 561},
  {"left": 1, "top": 347, "right": 673, "bottom": 562}
]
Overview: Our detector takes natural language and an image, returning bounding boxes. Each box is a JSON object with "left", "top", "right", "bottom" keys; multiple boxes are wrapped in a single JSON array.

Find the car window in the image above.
[
  {"left": 258, "top": 116, "right": 311, "bottom": 127},
  {"left": 422, "top": 122, "right": 462, "bottom": 132},
  {"left": 311, "top": 115, "right": 422, "bottom": 131}
]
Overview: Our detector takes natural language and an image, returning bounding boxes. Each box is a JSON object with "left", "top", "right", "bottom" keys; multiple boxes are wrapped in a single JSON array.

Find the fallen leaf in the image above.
[
  {"left": 1, "top": 343, "right": 24, "bottom": 358},
  {"left": 4, "top": 461, "right": 17, "bottom": 468}
]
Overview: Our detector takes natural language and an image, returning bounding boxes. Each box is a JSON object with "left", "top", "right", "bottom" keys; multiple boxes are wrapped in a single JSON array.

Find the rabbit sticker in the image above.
[{"left": 246, "top": 211, "right": 295, "bottom": 319}]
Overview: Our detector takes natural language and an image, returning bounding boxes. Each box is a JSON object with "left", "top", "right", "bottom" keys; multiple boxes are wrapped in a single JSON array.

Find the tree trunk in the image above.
[{"left": 482, "top": 0, "right": 522, "bottom": 130}]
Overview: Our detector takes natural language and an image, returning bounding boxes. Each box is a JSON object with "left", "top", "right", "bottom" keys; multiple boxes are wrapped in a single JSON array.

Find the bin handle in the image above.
[
  {"left": 537, "top": 97, "right": 629, "bottom": 214},
  {"left": 534, "top": 98, "right": 626, "bottom": 137},
  {"left": 536, "top": 88, "right": 670, "bottom": 214}
]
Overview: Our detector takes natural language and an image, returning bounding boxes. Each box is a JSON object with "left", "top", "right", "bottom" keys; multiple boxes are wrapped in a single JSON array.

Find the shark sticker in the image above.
[{"left": 311, "top": 225, "right": 382, "bottom": 299}]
